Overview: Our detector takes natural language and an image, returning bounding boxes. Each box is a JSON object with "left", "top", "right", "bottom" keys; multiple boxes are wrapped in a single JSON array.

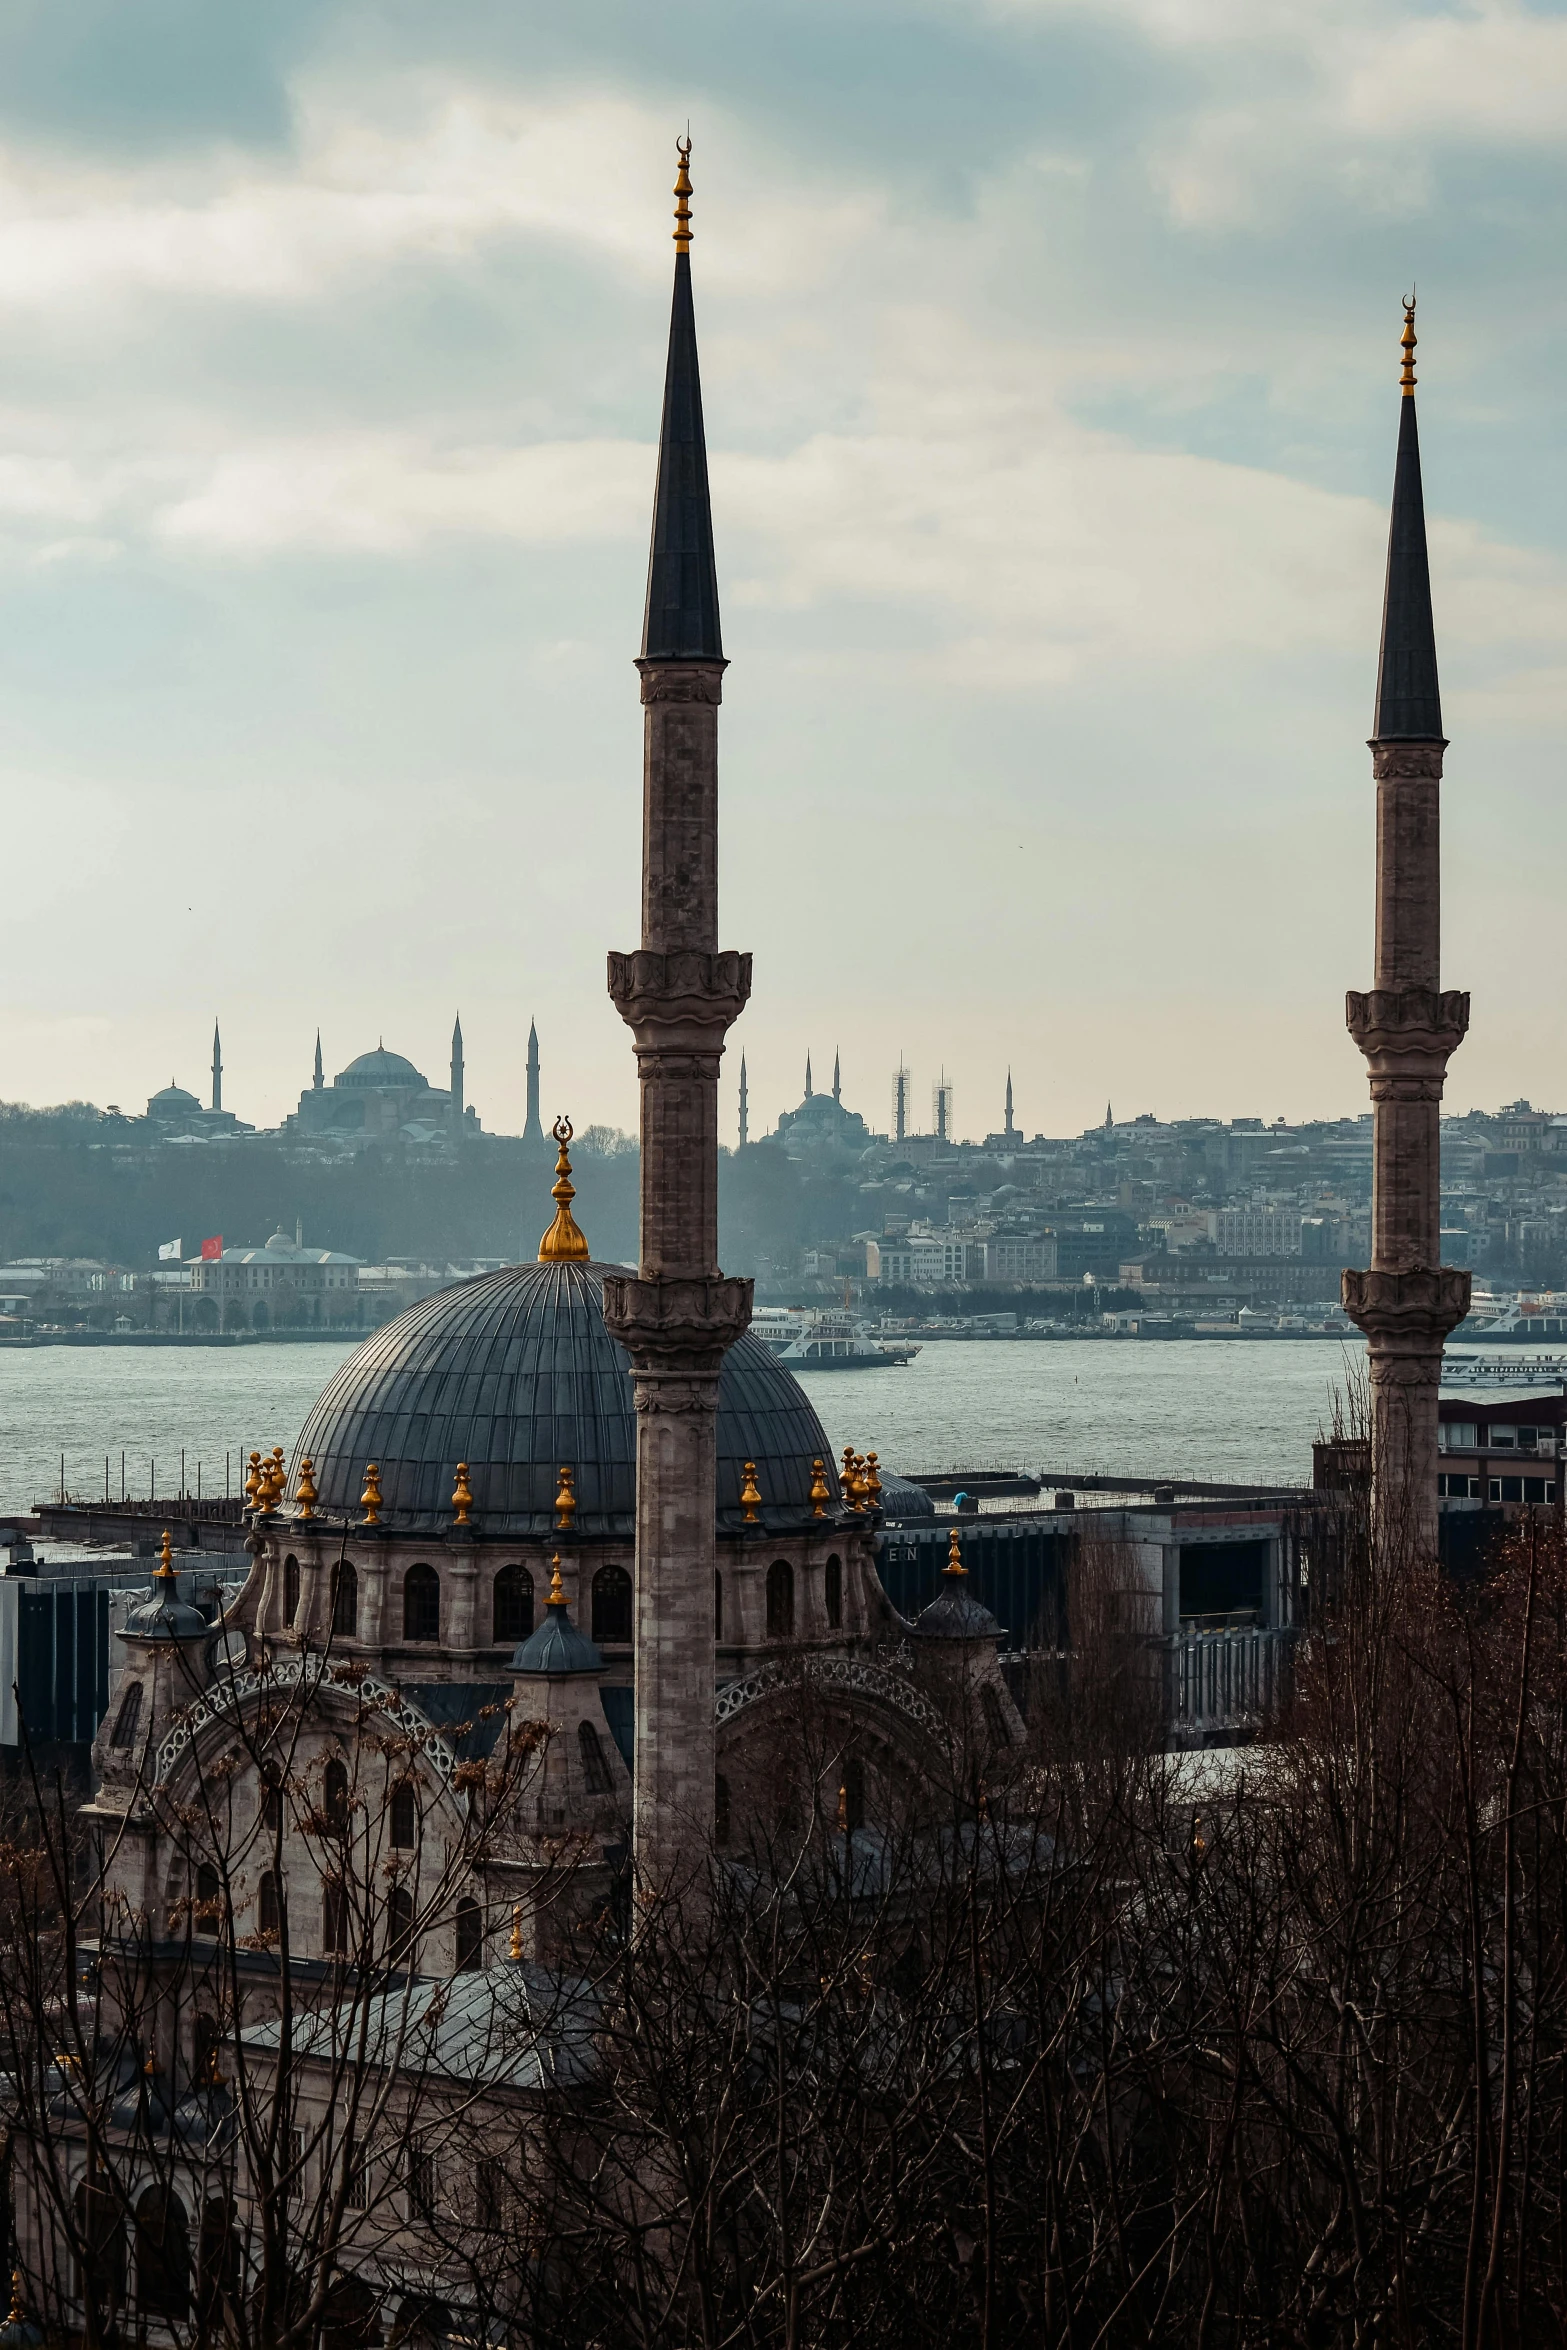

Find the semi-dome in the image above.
[
  {"left": 290, "top": 1260, "right": 842, "bottom": 1537},
  {"left": 337, "top": 1046, "right": 427, "bottom": 1089}
]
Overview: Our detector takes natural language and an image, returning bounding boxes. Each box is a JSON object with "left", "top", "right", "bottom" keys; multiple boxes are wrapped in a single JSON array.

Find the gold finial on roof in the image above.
[
  {"left": 452, "top": 1462, "right": 474, "bottom": 1527},
  {"left": 673, "top": 135, "right": 693, "bottom": 253},
  {"left": 538, "top": 1118, "right": 590, "bottom": 1261},
  {"left": 359, "top": 1463, "right": 383, "bottom": 1527},
  {"left": 809, "top": 1458, "right": 830, "bottom": 1519},
  {"left": 944, "top": 1525, "right": 966, "bottom": 1578},
  {"left": 739, "top": 1461, "right": 762, "bottom": 1525},
  {"left": 862, "top": 1452, "right": 882, "bottom": 1511},
  {"left": 509, "top": 1902, "right": 524, "bottom": 1961},
  {"left": 244, "top": 1452, "right": 262, "bottom": 1509},
  {"left": 842, "top": 1447, "right": 863, "bottom": 1513},
  {"left": 155, "top": 1528, "right": 177, "bottom": 1586},
  {"left": 547, "top": 1554, "right": 567, "bottom": 1606},
  {"left": 6, "top": 2268, "right": 23, "bottom": 2325},
  {"left": 1400, "top": 294, "right": 1417, "bottom": 396},
  {"left": 294, "top": 1455, "right": 318, "bottom": 1519},
  {"left": 554, "top": 1465, "right": 577, "bottom": 1533}
]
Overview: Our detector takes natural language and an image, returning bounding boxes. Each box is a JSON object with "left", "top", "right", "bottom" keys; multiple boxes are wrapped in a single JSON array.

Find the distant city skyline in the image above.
[{"left": 0, "top": 3, "right": 1560, "bottom": 1134}]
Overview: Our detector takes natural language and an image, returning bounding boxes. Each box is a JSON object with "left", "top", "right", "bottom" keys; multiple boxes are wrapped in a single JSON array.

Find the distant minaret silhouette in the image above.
[
  {"left": 1004, "top": 1068, "right": 1017, "bottom": 1141},
  {"left": 738, "top": 1052, "right": 749, "bottom": 1148},
  {"left": 523, "top": 1019, "right": 544, "bottom": 1143},
  {"left": 893, "top": 1060, "right": 910, "bottom": 1143},
  {"left": 804, "top": 1051, "right": 813, "bottom": 1100},
  {"left": 832, "top": 1050, "right": 841, "bottom": 1104},
  {"left": 450, "top": 1012, "right": 465, "bottom": 1138},
  {"left": 313, "top": 1031, "right": 324, "bottom": 1092},
  {"left": 211, "top": 1020, "right": 223, "bottom": 1114},
  {"left": 1104, "top": 1102, "right": 1113, "bottom": 1131}
]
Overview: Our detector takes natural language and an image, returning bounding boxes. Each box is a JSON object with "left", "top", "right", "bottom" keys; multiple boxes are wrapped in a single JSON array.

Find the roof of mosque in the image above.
[
  {"left": 148, "top": 1084, "right": 203, "bottom": 1112},
  {"left": 336, "top": 1047, "right": 428, "bottom": 1090},
  {"left": 289, "top": 1259, "right": 841, "bottom": 1537}
]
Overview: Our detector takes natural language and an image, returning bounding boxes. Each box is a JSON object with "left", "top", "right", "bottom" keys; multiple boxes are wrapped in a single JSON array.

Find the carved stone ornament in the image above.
[
  {"left": 636, "top": 659, "right": 726, "bottom": 706},
  {"left": 602, "top": 1273, "right": 754, "bottom": 1375},
  {"left": 1341, "top": 1264, "right": 1471, "bottom": 1351},
  {"left": 1369, "top": 741, "right": 1446, "bottom": 780},
  {"left": 607, "top": 949, "right": 752, "bottom": 1053},
  {"left": 1346, "top": 986, "right": 1469, "bottom": 1059}
]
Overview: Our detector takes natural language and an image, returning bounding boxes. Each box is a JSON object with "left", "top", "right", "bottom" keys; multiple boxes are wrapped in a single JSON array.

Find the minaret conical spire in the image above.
[
  {"left": 640, "top": 138, "right": 723, "bottom": 665},
  {"left": 312, "top": 1030, "right": 324, "bottom": 1091},
  {"left": 450, "top": 1012, "right": 465, "bottom": 1139},
  {"left": 1373, "top": 300, "right": 1443, "bottom": 745},
  {"left": 211, "top": 1020, "right": 222, "bottom": 1114},
  {"left": 804, "top": 1051, "right": 813, "bottom": 1100},
  {"left": 738, "top": 1051, "right": 749, "bottom": 1149},
  {"left": 523, "top": 1019, "right": 544, "bottom": 1145},
  {"left": 832, "top": 1050, "right": 841, "bottom": 1104}
]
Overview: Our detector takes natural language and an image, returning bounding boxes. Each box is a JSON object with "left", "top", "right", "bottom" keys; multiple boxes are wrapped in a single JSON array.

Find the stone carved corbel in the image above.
[
  {"left": 603, "top": 1274, "right": 754, "bottom": 1377},
  {"left": 1341, "top": 1264, "right": 1471, "bottom": 1356},
  {"left": 607, "top": 950, "right": 752, "bottom": 1056}
]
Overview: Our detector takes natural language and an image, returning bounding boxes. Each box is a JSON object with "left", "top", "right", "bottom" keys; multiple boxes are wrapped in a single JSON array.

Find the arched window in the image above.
[
  {"left": 258, "top": 1872, "right": 280, "bottom": 1938},
  {"left": 714, "top": 1774, "right": 731, "bottom": 1847},
  {"left": 194, "top": 1862, "right": 222, "bottom": 1932},
  {"left": 714, "top": 1570, "right": 723, "bottom": 1641},
  {"left": 403, "top": 1563, "right": 440, "bottom": 1643},
  {"left": 766, "top": 1559, "right": 795, "bottom": 1639},
  {"left": 74, "top": 2178, "right": 125, "bottom": 2313},
  {"left": 283, "top": 1554, "right": 300, "bottom": 1626},
  {"left": 824, "top": 1553, "right": 843, "bottom": 1629},
  {"left": 455, "top": 1896, "right": 483, "bottom": 1973},
  {"left": 322, "top": 1879, "right": 347, "bottom": 1956},
  {"left": 197, "top": 2197, "right": 240, "bottom": 2329},
  {"left": 108, "top": 1680, "right": 142, "bottom": 1749},
  {"left": 261, "top": 1773, "right": 283, "bottom": 1834},
  {"left": 592, "top": 1564, "right": 632, "bottom": 1644},
  {"left": 331, "top": 1559, "right": 358, "bottom": 1639},
  {"left": 842, "top": 1756, "right": 866, "bottom": 1833},
  {"left": 493, "top": 1563, "right": 534, "bottom": 1644},
  {"left": 324, "top": 1757, "right": 349, "bottom": 1832},
  {"left": 387, "top": 1883, "right": 415, "bottom": 1967},
  {"left": 981, "top": 1682, "right": 1012, "bottom": 1748},
  {"left": 578, "top": 1718, "right": 613, "bottom": 1795},
  {"left": 135, "top": 2184, "right": 190, "bottom": 2319},
  {"left": 391, "top": 1782, "right": 417, "bottom": 1849}
]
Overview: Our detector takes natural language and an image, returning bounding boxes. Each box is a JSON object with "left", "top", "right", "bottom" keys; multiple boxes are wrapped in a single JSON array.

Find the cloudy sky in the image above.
[{"left": 0, "top": 0, "right": 1561, "bottom": 1145}]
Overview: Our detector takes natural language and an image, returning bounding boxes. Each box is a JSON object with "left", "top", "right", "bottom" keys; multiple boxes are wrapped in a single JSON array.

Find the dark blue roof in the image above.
[
  {"left": 290, "top": 1260, "right": 839, "bottom": 1536},
  {"left": 641, "top": 251, "right": 723, "bottom": 664},
  {"left": 1373, "top": 391, "right": 1443, "bottom": 743},
  {"left": 514, "top": 1597, "right": 602, "bottom": 1677}
]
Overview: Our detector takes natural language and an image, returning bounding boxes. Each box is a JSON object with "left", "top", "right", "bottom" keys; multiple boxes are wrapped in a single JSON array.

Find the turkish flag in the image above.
[{"left": 200, "top": 1236, "right": 223, "bottom": 1260}]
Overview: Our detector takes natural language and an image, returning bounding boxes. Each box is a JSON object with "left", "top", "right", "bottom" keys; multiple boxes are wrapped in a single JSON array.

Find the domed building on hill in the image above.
[{"left": 286, "top": 1025, "right": 479, "bottom": 1148}]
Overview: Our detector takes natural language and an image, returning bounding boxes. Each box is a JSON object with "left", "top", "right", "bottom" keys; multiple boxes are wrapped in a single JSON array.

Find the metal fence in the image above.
[{"left": 1165, "top": 1623, "right": 1294, "bottom": 1740}]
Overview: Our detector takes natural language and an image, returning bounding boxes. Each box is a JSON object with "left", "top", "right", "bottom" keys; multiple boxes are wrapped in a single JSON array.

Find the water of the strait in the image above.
[{"left": 0, "top": 1336, "right": 1387, "bottom": 1518}]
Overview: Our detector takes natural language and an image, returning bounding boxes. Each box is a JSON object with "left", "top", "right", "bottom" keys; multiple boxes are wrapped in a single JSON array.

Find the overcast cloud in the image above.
[{"left": 0, "top": 0, "right": 1561, "bottom": 1146}]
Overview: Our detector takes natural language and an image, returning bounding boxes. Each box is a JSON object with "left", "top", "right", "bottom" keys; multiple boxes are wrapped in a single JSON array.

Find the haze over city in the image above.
[{"left": 0, "top": 0, "right": 1561, "bottom": 1141}]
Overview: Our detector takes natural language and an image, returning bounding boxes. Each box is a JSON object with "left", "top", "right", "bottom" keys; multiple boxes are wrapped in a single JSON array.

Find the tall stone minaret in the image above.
[
  {"left": 1004, "top": 1067, "right": 1017, "bottom": 1142},
  {"left": 450, "top": 1012, "right": 465, "bottom": 1138},
  {"left": 211, "top": 1019, "right": 223, "bottom": 1114},
  {"left": 804, "top": 1051, "right": 813, "bottom": 1100},
  {"left": 738, "top": 1052, "right": 749, "bottom": 1149},
  {"left": 603, "top": 140, "right": 752, "bottom": 1885},
  {"left": 1342, "top": 300, "right": 1469, "bottom": 1553},
  {"left": 313, "top": 1031, "right": 324, "bottom": 1092},
  {"left": 522, "top": 1019, "right": 544, "bottom": 1143},
  {"left": 832, "top": 1050, "right": 841, "bottom": 1104}
]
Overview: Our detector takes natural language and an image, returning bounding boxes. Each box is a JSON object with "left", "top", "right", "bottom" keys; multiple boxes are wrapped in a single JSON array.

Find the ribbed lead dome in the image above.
[{"left": 290, "top": 1261, "right": 839, "bottom": 1537}]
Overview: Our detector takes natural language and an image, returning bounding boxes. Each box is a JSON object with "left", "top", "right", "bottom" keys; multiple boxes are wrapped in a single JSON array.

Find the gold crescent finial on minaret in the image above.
[
  {"left": 674, "top": 134, "right": 693, "bottom": 253},
  {"left": 1400, "top": 293, "right": 1417, "bottom": 396},
  {"left": 538, "top": 1116, "right": 590, "bottom": 1261}
]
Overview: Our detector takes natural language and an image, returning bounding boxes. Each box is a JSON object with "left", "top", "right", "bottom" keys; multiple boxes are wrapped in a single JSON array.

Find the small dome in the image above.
[
  {"left": 265, "top": 1229, "right": 293, "bottom": 1251},
  {"left": 148, "top": 1084, "right": 201, "bottom": 1113},
  {"left": 124, "top": 1539, "right": 210, "bottom": 1641},
  {"left": 514, "top": 1574, "right": 602, "bottom": 1676},
  {"left": 912, "top": 1531, "right": 1003, "bottom": 1642},
  {"left": 291, "top": 1259, "right": 840, "bottom": 1537},
  {"left": 337, "top": 1047, "right": 427, "bottom": 1090}
]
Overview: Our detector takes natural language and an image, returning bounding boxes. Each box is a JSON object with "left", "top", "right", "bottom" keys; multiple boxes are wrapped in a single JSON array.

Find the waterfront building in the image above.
[{"left": 185, "top": 1231, "right": 362, "bottom": 1329}]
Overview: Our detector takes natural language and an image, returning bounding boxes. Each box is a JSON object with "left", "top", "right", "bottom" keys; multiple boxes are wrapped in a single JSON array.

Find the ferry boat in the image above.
[
  {"left": 750, "top": 1307, "right": 920, "bottom": 1369},
  {"left": 1462, "top": 1291, "right": 1567, "bottom": 1341}
]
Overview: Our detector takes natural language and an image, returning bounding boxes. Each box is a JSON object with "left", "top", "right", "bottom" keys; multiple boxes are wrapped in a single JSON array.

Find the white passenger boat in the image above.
[{"left": 750, "top": 1307, "right": 920, "bottom": 1368}]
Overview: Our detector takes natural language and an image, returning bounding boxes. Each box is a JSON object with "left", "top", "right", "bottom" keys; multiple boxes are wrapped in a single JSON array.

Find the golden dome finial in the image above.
[
  {"left": 451, "top": 1463, "right": 473, "bottom": 1527},
  {"left": 1400, "top": 293, "right": 1417, "bottom": 397},
  {"left": 155, "top": 1528, "right": 177, "bottom": 1586},
  {"left": 945, "top": 1525, "right": 966, "bottom": 1578},
  {"left": 359, "top": 1463, "right": 383, "bottom": 1527},
  {"left": 739, "top": 1461, "right": 762, "bottom": 1525},
  {"left": 244, "top": 1452, "right": 262, "bottom": 1509},
  {"left": 509, "top": 1901, "right": 524, "bottom": 1961},
  {"left": 674, "top": 134, "right": 693, "bottom": 253},
  {"left": 554, "top": 1465, "right": 577, "bottom": 1533},
  {"left": 294, "top": 1455, "right": 318, "bottom": 1520},
  {"left": 547, "top": 1554, "right": 567, "bottom": 1606},
  {"left": 809, "top": 1458, "right": 830, "bottom": 1519},
  {"left": 862, "top": 1452, "right": 882, "bottom": 1511},
  {"left": 538, "top": 1117, "right": 590, "bottom": 1261}
]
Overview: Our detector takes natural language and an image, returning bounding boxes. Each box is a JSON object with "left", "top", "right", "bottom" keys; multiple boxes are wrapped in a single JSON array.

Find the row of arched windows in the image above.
[
  {"left": 316, "top": 1558, "right": 633, "bottom": 1645},
  {"left": 296, "top": 1550, "right": 839, "bottom": 1648}
]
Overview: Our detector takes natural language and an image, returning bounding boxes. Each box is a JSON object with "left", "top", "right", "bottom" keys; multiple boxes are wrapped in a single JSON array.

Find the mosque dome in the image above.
[
  {"left": 290, "top": 1260, "right": 841, "bottom": 1538},
  {"left": 148, "top": 1083, "right": 202, "bottom": 1115},
  {"left": 337, "top": 1047, "right": 427, "bottom": 1090}
]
